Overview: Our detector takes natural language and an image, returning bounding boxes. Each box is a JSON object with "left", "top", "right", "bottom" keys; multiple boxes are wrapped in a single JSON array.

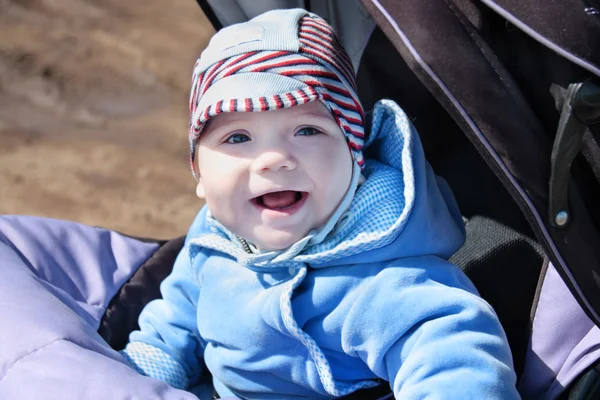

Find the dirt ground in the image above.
[{"left": 0, "top": 0, "right": 215, "bottom": 238}]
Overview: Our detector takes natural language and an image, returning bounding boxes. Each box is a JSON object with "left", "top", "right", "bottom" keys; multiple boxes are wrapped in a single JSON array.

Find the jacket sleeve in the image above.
[
  {"left": 342, "top": 256, "right": 520, "bottom": 399},
  {"left": 121, "top": 208, "right": 211, "bottom": 389}
]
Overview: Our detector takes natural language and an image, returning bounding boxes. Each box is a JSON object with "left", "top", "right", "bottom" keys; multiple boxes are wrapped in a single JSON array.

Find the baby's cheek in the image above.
[{"left": 205, "top": 186, "right": 241, "bottom": 224}]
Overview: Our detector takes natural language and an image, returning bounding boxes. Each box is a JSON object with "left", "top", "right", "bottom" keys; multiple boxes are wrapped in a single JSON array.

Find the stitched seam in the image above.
[
  {"left": 441, "top": 0, "right": 545, "bottom": 139},
  {"left": 441, "top": 0, "right": 508, "bottom": 87},
  {"left": 0, "top": 338, "right": 67, "bottom": 384},
  {"left": 186, "top": 243, "right": 201, "bottom": 285}
]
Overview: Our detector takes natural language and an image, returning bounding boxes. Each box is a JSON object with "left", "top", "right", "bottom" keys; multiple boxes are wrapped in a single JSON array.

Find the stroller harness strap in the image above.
[{"left": 549, "top": 81, "right": 600, "bottom": 228}]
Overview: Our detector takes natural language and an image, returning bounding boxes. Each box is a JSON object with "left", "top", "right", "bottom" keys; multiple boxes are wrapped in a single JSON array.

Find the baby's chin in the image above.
[{"left": 248, "top": 227, "right": 312, "bottom": 252}]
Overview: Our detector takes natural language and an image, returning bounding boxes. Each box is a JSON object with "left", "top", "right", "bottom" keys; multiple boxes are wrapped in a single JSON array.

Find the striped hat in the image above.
[{"left": 188, "top": 8, "right": 365, "bottom": 178}]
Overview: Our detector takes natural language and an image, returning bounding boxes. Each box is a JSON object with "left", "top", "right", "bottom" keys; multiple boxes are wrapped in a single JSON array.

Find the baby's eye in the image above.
[
  {"left": 295, "top": 127, "right": 321, "bottom": 136},
  {"left": 225, "top": 133, "right": 250, "bottom": 144}
]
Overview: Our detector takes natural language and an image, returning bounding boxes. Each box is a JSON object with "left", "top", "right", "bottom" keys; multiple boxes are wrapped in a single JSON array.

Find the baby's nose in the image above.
[{"left": 251, "top": 149, "right": 298, "bottom": 173}]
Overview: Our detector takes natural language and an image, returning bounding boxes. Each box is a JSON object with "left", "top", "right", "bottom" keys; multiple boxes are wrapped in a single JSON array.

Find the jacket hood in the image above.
[{"left": 191, "top": 100, "right": 465, "bottom": 269}]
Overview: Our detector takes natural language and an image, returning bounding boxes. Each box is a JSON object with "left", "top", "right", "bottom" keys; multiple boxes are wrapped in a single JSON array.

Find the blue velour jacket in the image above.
[{"left": 122, "top": 100, "right": 520, "bottom": 399}]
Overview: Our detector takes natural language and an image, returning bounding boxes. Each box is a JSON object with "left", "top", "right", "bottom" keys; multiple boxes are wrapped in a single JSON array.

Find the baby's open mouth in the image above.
[{"left": 253, "top": 191, "right": 307, "bottom": 210}]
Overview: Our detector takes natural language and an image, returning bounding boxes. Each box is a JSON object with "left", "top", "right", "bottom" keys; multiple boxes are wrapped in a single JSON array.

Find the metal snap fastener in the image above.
[{"left": 555, "top": 211, "right": 569, "bottom": 227}]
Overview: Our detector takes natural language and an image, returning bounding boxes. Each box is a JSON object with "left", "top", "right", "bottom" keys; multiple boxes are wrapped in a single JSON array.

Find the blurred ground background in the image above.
[{"left": 0, "top": 0, "right": 214, "bottom": 238}]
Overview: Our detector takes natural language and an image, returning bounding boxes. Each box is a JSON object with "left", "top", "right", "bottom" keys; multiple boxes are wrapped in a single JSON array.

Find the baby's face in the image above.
[{"left": 195, "top": 101, "right": 353, "bottom": 251}]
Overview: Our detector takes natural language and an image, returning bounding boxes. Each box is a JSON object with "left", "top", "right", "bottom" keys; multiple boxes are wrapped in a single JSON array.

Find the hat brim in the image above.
[{"left": 195, "top": 72, "right": 315, "bottom": 120}]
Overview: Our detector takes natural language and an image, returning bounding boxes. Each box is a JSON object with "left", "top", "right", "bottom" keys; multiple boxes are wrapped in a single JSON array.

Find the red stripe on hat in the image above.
[
  {"left": 305, "top": 86, "right": 319, "bottom": 98},
  {"left": 245, "top": 98, "right": 252, "bottom": 112},
  {"left": 300, "top": 35, "right": 350, "bottom": 71},
  {"left": 215, "top": 52, "right": 257, "bottom": 79},
  {"left": 301, "top": 16, "right": 357, "bottom": 88},
  {"left": 353, "top": 98, "right": 365, "bottom": 119},
  {"left": 300, "top": 44, "right": 354, "bottom": 81},
  {"left": 192, "top": 71, "right": 205, "bottom": 101},
  {"left": 308, "top": 17, "right": 336, "bottom": 33},
  {"left": 298, "top": 21, "right": 357, "bottom": 88},
  {"left": 331, "top": 110, "right": 364, "bottom": 138},
  {"left": 318, "top": 91, "right": 360, "bottom": 112},
  {"left": 229, "top": 99, "right": 236, "bottom": 111},
  {"left": 301, "top": 20, "right": 333, "bottom": 36},
  {"left": 274, "top": 94, "right": 284, "bottom": 109},
  {"left": 299, "top": 43, "right": 355, "bottom": 85},
  {"left": 324, "top": 85, "right": 354, "bottom": 99},
  {"left": 332, "top": 109, "right": 362, "bottom": 126},
  {"left": 342, "top": 124, "right": 365, "bottom": 139},
  {"left": 195, "top": 70, "right": 205, "bottom": 85},
  {"left": 216, "top": 100, "right": 223, "bottom": 114},
  {"left": 201, "top": 54, "right": 253, "bottom": 94},
  {"left": 259, "top": 97, "right": 268, "bottom": 111},
  {"left": 223, "top": 51, "right": 288, "bottom": 78},
  {"left": 298, "top": 89, "right": 309, "bottom": 103},
  {"left": 249, "top": 57, "right": 317, "bottom": 72},
  {"left": 300, "top": 32, "right": 342, "bottom": 59},
  {"left": 202, "top": 105, "right": 211, "bottom": 121},
  {"left": 299, "top": 33, "right": 355, "bottom": 77},
  {"left": 280, "top": 69, "right": 338, "bottom": 80},
  {"left": 333, "top": 38, "right": 355, "bottom": 71},
  {"left": 190, "top": 80, "right": 200, "bottom": 113},
  {"left": 303, "top": 23, "right": 348, "bottom": 62},
  {"left": 321, "top": 89, "right": 365, "bottom": 119},
  {"left": 285, "top": 93, "right": 298, "bottom": 106},
  {"left": 348, "top": 140, "right": 364, "bottom": 150},
  {"left": 200, "top": 58, "right": 227, "bottom": 96},
  {"left": 299, "top": 31, "right": 335, "bottom": 49},
  {"left": 307, "top": 80, "right": 353, "bottom": 98}
]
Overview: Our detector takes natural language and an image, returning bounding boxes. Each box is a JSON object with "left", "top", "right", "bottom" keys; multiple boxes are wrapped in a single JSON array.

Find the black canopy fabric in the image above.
[
  {"left": 482, "top": 0, "right": 600, "bottom": 75},
  {"left": 359, "top": 0, "right": 600, "bottom": 327}
]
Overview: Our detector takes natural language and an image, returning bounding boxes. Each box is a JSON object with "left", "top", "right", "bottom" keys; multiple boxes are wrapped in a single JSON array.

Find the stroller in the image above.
[{"left": 1, "top": 0, "right": 599, "bottom": 398}]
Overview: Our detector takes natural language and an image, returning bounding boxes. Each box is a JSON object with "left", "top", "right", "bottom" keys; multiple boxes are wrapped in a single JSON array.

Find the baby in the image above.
[{"left": 121, "top": 8, "right": 520, "bottom": 399}]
